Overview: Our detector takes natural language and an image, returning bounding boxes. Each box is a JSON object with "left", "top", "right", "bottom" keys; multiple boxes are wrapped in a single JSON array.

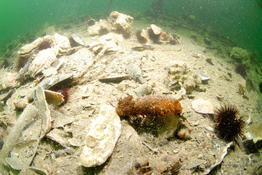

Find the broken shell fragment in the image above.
[
  {"left": 192, "top": 98, "right": 214, "bottom": 114},
  {"left": 44, "top": 90, "right": 64, "bottom": 106},
  {"left": 80, "top": 104, "right": 121, "bottom": 167},
  {"left": 197, "top": 72, "right": 210, "bottom": 84}
]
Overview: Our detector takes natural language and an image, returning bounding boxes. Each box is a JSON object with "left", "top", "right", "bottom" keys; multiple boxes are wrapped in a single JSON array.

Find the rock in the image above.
[
  {"left": 191, "top": 98, "right": 214, "bottom": 114},
  {"left": 109, "top": 11, "right": 134, "bottom": 38},
  {"left": 80, "top": 104, "right": 121, "bottom": 167}
]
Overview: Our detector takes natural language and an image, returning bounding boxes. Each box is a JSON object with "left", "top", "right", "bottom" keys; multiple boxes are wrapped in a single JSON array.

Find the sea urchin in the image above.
[{"left": 214, "top": 105, "right": 244, "bottom": 141}]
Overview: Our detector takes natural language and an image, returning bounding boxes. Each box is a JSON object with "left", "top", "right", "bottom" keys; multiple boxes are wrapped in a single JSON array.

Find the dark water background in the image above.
[{"left": 0, "top": 0, "right": 262, "bottom": 59}]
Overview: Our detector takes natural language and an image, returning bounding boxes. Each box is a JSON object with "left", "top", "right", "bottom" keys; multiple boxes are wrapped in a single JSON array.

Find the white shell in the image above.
[
  {"left": 80, "top": 104, "right": 121, "bottom": 167},
  {"left": 150, "top": 24, "right": 162, "bottom": 35},
  {"left": 109, "top": 11, "right": 134, "bottom": 35},
  {"left": 28, "top": 48, "right": 57, "bottom": 77},
  {"left": 192, "top": 98, "right": 214, "bottom": 114}
]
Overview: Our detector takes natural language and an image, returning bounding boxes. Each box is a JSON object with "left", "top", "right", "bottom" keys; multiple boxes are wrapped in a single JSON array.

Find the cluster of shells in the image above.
[
  {"left": 0, "top": 11, "right": 189, "bottom": 173},
  {"left": 165, "top": 63, "right": 202, "bottom": 94},
  {"left": 88, "top": 11, "right": 134, "bottom": 38},
  {"left": 136, "top": 24, "right": 180, "bottom": 44}
]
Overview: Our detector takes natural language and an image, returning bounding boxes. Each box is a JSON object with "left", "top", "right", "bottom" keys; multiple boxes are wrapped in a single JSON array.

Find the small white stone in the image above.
[
  {"left": 192, "top": 98, "right": 214, "bottom": 114},
  {"left": 80, "top": 104, "right": 121, "bottom": 167}
]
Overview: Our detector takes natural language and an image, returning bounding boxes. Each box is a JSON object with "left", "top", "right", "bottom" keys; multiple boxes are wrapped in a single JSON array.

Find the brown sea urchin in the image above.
[{"left": 214, "top": 105, "right": 244, "bottom": 141}]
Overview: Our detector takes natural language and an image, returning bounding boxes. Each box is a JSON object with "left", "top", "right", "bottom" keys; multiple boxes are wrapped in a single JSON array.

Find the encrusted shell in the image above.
[{"left": 80, "top": 104, "right": 121, "bottom": 167}]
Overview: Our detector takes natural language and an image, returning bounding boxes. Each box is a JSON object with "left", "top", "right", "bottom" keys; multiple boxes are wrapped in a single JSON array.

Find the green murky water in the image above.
[
  {"left": 0, "top": 0, "right": 262, "bottom": 174},
  {"left": 0, "top": 0, "right": 262, "bottom": 58}
]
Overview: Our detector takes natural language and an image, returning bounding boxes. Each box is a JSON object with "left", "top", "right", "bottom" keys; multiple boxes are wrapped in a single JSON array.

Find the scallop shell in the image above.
[{"left": 192, "top": 98, "right": 214, "bottom": 114}]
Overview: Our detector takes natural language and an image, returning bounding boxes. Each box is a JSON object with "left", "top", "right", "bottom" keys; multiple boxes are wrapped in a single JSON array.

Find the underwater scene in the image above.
[{"left": 0, "top": 0, "right": 262, "bottom": 174}]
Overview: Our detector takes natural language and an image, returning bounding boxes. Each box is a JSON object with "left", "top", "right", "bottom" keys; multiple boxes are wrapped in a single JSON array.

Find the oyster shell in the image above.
[
  {"left": 109, "top": 11, "right": 134, "bottom": 38},
  {"left": 80, "top": 104, "right": 121, "bottom": 167},
  {"left": 28, "top": 48, "right": 57, "bottom": 78}
]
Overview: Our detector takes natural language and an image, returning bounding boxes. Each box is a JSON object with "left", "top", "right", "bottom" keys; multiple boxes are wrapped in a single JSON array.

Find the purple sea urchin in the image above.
[{"left": 214, "top": 105, "right": 244, "bottom": 141}]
